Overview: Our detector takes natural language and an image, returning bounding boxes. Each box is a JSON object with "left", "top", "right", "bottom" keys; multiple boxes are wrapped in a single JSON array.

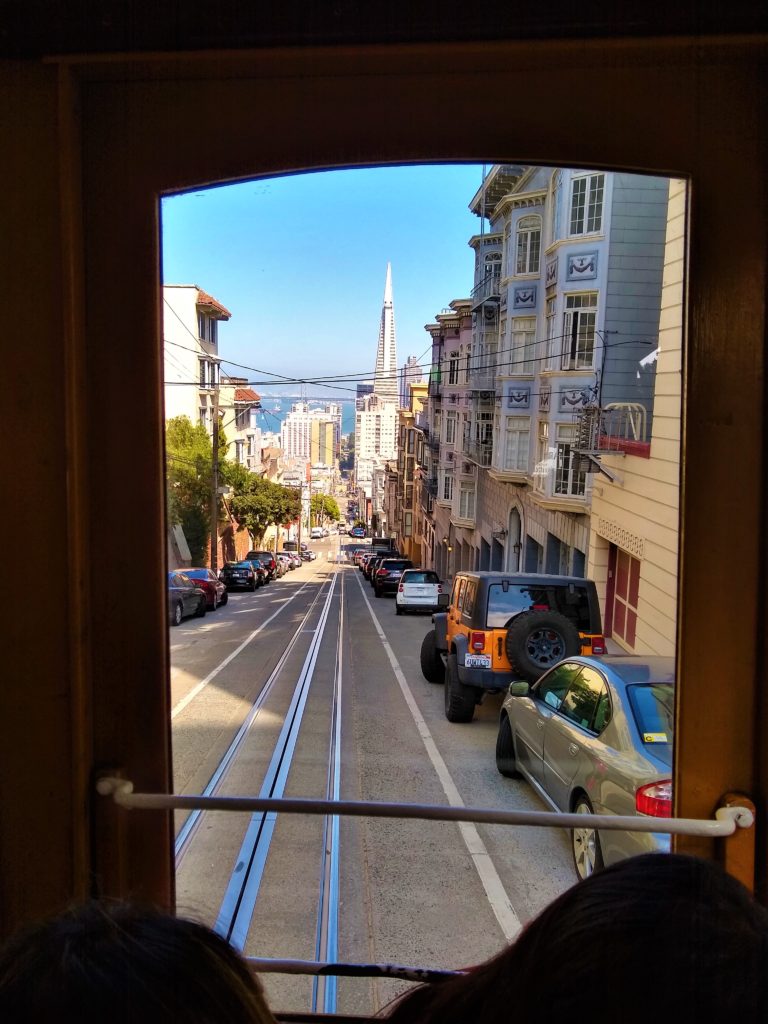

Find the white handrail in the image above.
[{"left": 96, "top": 777, "right": 753, "bottom": 838}]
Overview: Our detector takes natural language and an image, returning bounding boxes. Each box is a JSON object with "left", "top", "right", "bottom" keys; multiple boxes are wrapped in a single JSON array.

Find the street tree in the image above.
[
  {"left": 231, "top": 476, "right": 301, "bottom": 543},
  {"left": 311, "top": 494, "right": 340, "bottom": 524},
  {"left": 166, "top": 415, "right": 214, "bottom": 564}
]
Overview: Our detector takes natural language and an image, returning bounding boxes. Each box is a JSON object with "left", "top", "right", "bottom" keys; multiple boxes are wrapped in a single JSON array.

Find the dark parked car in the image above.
[
  {"left": 182, "top": 567, "right": 228, "bottom": 609},
  {"left": 219, "top": 560, "right": 261, "bottom": 591},
  {"left": 421, "top": 571, "right": 606, "bottom": 723},
  {"left": 167, "top": 571, "right": 206, "bottom": 626},
  {"left": 496, "top": 655, "right": 674, "bottom": 880},
  {"left": 245, "top": 550, "right": 277, "bottom": 581},
  {"left": 365, "top": 555, "right": 384, "bottom": 582},
  {"left": 244, "top": 558, "right": 268, "bottom": 585},
  {"left": 373, "top": 558, "right": 414, "bottom": 597}
]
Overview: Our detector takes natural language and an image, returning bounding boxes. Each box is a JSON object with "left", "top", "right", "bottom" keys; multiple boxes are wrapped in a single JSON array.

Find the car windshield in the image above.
[
  {"left": 403, "top": 571, "right": 439, "bottom": 584},
  {"left": 486, "top": 582, "right": 594, "bottom": 630},
  {"left": 626, "top": 683, "right": 674, "bottom": 756}
]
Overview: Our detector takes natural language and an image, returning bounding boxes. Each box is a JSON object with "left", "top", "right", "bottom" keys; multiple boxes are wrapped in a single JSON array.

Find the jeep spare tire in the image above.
[{"left": 505, "top": 610, "right": 580, "bottom": 681}]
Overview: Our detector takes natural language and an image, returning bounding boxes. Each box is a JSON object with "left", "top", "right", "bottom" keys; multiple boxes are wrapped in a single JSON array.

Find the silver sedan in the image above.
[{"left": 496, "top": 655, "right": 674, "bottom": 880}]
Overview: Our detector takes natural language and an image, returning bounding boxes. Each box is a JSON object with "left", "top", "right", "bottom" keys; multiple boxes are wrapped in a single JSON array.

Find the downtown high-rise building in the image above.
[
  {"left": 373, "top": 263, "right": 398, "bottom": 402},
  {"left": 399, "top": 354, "right": 424, "bottom": 408},
  {"left": 281, "top": 402, "right": 341, "bottom": 465}
]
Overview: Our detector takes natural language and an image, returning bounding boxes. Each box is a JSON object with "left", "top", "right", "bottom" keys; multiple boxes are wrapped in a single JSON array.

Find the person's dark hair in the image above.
[
  {"left": 0, "top": 901, "right": 276, "bottom": 1023},
  {"left": 383, "top": 853, "right": 768, "bottom": 1024}
]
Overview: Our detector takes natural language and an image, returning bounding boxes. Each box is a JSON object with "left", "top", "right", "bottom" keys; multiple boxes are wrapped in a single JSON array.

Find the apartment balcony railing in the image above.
[
  {"left": 428, "top": 371, "right": 442, "bottom": 398},
  {"left": 468, "top": 352, "right": 497, "bottom": 389},
  {"left": 470, "top": 272, "right": 501, "bottom": 308},
  {"left": 574, "top": 403, "right": 650, "bottom": 458},
  {"left": 463, "top": 437, "right": 493, "bottom": 468}
]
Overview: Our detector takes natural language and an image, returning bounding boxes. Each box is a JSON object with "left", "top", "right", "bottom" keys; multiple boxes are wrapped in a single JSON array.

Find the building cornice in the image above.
[{"left": 496, "top": 190, "right": 547, "bottom": 216}]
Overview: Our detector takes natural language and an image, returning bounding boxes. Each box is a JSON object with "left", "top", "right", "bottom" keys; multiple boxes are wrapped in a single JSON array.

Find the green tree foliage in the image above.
[
  {"left": 231, "top": 476, "right": 301, "bottom": 543},
  {"left": 166, "top": 414, "right": 302, "bottom": 557},
  {"left": 165, "top": 416, "right": 214, "bottom": 565},
  {"left": 310, "top": 494, "right": 341, "bottom": 524}
]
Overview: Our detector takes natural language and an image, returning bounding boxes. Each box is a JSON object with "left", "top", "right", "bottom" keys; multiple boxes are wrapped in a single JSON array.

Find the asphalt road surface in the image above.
[{"left": 170, "top": 536, "right": 574, "bottom": 1017}]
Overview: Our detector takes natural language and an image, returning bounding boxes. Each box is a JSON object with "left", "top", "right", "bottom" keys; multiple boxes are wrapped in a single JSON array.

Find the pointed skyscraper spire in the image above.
[{"left": 373, "top": 262, "right": 398, "bottom": 402}]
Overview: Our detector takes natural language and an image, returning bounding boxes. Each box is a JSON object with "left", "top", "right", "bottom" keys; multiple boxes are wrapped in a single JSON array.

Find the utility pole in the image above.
[{"left": 210, "top": 381, "right": 220, "bottom": 572}]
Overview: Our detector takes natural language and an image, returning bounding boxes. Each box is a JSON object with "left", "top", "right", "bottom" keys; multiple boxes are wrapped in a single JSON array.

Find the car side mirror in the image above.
[{"left": 508, "top": 680, "right": 530, "bottom": 697}]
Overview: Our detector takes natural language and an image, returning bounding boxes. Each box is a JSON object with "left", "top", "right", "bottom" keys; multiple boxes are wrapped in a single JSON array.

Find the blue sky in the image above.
[{"left": 161, "top": 164, "right": 486, "bottom": 397}]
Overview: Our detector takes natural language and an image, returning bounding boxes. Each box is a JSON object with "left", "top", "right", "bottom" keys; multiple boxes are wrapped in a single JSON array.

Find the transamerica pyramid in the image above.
[{"left": 373, "top": 263, "right": 398, "bottom": 402}]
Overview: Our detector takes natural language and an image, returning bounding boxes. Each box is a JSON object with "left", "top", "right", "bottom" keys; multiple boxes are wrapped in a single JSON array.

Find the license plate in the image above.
[{"left": 465, "top": 654, "right": 491, "bottom": 669}]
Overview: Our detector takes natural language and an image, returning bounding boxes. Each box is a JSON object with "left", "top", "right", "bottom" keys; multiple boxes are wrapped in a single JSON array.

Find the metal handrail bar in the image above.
[
  {"left": 96, "top": 777, "right": 753, "bottom": 839},
  {"left": 246, "top": 957, "right": 464, "bottom": 982}
]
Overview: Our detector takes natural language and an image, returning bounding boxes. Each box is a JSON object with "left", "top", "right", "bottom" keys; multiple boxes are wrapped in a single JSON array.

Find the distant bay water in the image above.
[{"left": 257, "top": 397, "right": 357, "bottom": 436}]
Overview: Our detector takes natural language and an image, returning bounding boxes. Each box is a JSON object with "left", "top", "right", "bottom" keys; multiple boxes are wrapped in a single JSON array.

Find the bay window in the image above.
[
  {"left": 569, "top": 172, "right": 605, "bottom": 235},
  {"left": 504, "top": 416, "right": 530, "bottom": 472},
  {"left": 562, "top": 293, "right": 597, "bottom": 369},
  {"left": 516, "top": 215, "right": 541, "bottom": 275}
]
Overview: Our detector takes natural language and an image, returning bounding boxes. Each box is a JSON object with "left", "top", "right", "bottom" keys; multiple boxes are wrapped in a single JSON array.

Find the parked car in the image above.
[
  {"left": 338, "top": 522, "right": 348, "bottom": 534},
  {"left": 352, "top": 549, "right": 368, "bottom": 566},
  {"left": 372, "top": 558, "right": 414, "bottom": 597},
  {"left": 310, "top": 526, "right": 323, "bottom": 539},
  {"left": 219, "top": 560, "right": 261, "bottom": 591},
  {"left": 181, "top": 567, "right": 228, "bottom": 609},
  {"left": 273, "top": 556, "right": 288, "bottom": 577},
  {"left": 301, "top": 549, "right": 317, "bottom": 561},
  {"left": 167, "top": 571, "right": 207, "bottom": 626},
  {"left": 287, "top": 551, "right": 302, "bottom": 568},
  {"left": 243, "top": 558, "right": 268, "bottom": 585},
  {"left": 496, "top": 655, "right": 674, "bottom": 881},
  {"left": 276, "top": 553, "right": 294, "bottom": 573},
  {"left": 395, "top": 569, "right": 446, "bottom": 615},
  {"left": 245, "top": 550, "right": 277, "bottom": 581},
  {"left": 420, "top": 571, "right": 606, "bottom": 723},
  {"left": 363, "top": 554, "right": 381, "bottom": 581},
  {"left": 349, "top": 526, "right": 366, "bottom": 538}
]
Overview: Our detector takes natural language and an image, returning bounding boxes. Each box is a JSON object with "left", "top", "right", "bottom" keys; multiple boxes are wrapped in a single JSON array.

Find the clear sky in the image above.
[{"left": 161, "top": 164, "right": 486, "bottom": 398}]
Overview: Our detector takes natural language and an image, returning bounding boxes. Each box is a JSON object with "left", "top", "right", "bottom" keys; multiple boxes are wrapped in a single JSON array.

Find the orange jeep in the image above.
[{"left": 420, "top": 571, "right": 605, "bottom": 722}]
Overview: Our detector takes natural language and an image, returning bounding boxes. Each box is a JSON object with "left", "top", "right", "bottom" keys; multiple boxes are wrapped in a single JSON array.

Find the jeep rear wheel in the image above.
[
  {"left": 444, "top": 653, "right": 476, "bottom": 723},
  {"left": 505, "top": 610, "right": 580, "bottom": 682},
  {"left": 420, "top": 630, "right": 443, "bottom": 683}
]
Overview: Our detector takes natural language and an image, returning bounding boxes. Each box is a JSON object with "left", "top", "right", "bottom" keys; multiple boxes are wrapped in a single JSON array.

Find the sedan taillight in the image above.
[
  {"left": 376, "top": 568, "right": 388, "bottom": 576},
  {"left": 636, "top": 780, "right": 672, "bottom": 817},
  {"left": 398, "top": 584, "right": 404, "bottom": 592}
]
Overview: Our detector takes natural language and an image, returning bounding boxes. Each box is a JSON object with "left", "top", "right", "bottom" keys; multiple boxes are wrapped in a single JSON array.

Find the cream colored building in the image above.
[
  {"left": 162, "top": 284, "right": 231, "bottom": 432},
  {"left": 586, "top": 178, "right": 684, "bottom": 654}
]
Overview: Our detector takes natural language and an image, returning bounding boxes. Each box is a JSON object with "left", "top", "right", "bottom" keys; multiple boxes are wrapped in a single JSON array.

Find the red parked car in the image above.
[{"left": 181, "top": 567, "right": 228, "bottom": 609}]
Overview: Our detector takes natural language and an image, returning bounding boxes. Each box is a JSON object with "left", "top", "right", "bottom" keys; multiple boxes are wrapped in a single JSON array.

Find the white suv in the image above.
[{"left": 395, "top": 569, "right": 445, "bottom": 614}]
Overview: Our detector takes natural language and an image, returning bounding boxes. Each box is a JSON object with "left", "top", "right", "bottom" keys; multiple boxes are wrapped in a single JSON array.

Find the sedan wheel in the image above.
[
  {"left": 572, "top": 796, "right": 604, "bottom": 881},
  {"left": 171, "top": 601, "right": 183, "bottom": 627}
]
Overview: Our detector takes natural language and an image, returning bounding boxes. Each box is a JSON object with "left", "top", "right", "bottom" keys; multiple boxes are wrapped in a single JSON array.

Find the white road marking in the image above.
[
  {"left": 172, "top": 580, "right": 318, "bottom": 720},
  {"left": 354, "top": 570, "right": 522, "bottom": 943}
]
